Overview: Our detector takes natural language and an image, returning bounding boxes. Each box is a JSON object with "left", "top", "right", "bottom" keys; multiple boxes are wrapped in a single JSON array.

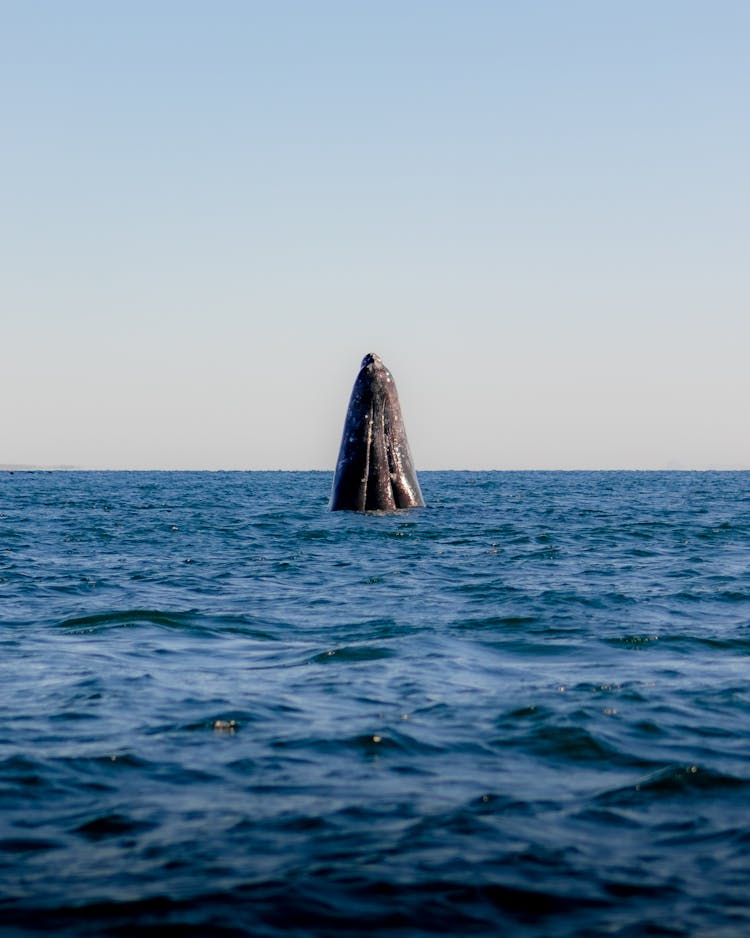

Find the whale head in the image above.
[{"left": 329, "top": 353, "right": 424, "bottom": 513}]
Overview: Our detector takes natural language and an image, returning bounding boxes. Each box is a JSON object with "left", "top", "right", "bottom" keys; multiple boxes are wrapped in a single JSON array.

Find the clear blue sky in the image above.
[{"left": 2, "top": 1, "right": 748, "bottom": 469}]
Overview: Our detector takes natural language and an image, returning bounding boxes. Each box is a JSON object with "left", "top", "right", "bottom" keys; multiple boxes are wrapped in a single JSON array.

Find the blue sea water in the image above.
[{"left": 1, "top": 470, "right": 750, "bottom": 937}]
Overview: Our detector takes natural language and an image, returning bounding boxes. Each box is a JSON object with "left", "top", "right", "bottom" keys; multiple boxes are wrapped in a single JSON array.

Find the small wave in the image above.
[
  {"left": 55, "top": 609, "right": 275, "bottom": 638},
  {"left": 0, "top": 837, "right": 62, "bottom": 854},
  {"left": 73, "top": 812, "right": 155, "bottom": 841},
  {"left": 606, "top": 634, "right": 661, "bottom": 647},
  {"left": 607, "top": 631, "right": 750, "bottom": 654},
  {"left": 312, "top": 645, "right": 395, "bottom": 664},
  {"left": 0, "top": 755, "right": 62, "bottom": 794},
  {"left": 503, "top": 704, "right": 554, "bottom": 722},
  {"left": 596, "top": 764, "right": 749, "bottom": 805},
  {"left": 672, "top": 588, "right": 750, "bottom": 603},
  {"left": 56, "top": 609, "right": 202, "bottom": 634},
  {"left": 454, "top": 615, "right": 538, "bottom": 632},
  {"left": 514, "top": 724, "right": 630, "bottom": 765},
  {"left": 271, "top": 729, "right": 441, "bottom": 758},
  {"left": 0, "top": 881, "right": 606, "bottom": 938}
]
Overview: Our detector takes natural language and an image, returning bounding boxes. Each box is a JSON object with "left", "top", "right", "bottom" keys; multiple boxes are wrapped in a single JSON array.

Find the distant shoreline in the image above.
[{"left": 1, "top": 464, "right": 81, "bottom": 471}]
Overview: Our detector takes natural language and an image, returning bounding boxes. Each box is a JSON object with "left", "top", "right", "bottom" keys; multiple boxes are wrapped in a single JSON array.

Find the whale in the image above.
[{"left": 330, "top": 353, "right": 425, "bottom": 513}]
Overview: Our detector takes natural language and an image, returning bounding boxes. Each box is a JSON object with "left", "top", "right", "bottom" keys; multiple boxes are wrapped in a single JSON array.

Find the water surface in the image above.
[{"left": 2, "top": 471, "right": 749, "bottom": 936}]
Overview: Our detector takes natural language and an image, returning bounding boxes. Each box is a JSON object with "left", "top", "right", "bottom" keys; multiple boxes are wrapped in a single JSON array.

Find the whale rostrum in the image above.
[{"left": 330, "top": 353, "right": 425, "bottom": 513}]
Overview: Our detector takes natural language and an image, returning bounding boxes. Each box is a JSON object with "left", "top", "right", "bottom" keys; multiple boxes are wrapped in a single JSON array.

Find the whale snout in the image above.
[{"left": 360, "top": 352, "right": 383, "bottom": 369}]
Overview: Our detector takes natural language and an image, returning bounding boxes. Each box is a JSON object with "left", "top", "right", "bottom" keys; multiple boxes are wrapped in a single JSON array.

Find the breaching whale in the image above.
[{"left": 330, "top": 353, "right": 425, "bottom": 513}]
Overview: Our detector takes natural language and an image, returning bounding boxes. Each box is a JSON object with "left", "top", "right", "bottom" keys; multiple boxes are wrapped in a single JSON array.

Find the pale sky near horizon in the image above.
[{"left": 2, "top": 2, "right": 748, "bottom": 470}]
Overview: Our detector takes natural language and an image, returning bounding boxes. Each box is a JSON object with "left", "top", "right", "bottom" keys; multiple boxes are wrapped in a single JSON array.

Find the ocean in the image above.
[{"left": 1, "top": 470, "right": 749, "bottom": 937}]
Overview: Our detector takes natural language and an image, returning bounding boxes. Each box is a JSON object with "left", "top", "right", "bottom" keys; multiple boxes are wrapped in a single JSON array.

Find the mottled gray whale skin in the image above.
[{"left": 330, "top": 353, "right": 425, "bottom": 513}]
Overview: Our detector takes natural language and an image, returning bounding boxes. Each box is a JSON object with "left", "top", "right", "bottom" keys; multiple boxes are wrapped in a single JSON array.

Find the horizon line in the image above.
[{"left": 2, "top": 465, "right": 749, "bottom": 474}]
